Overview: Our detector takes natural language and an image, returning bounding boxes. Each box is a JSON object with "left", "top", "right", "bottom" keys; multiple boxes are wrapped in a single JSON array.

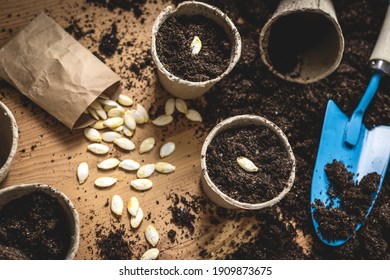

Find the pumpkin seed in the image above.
[
  {"left": 152, "top": 115, "right": 173, "bottom": 126},
  {"left": 140, "top": 248, "right": 159, "bottom": 260},
  {"left": 96, "top": 108, "right": 108, "bottom": 120},
  {"left": 87, "top": 143, "right": 110, "bottom": 155},
  {"left": 129, "top": 109, "right": 145, "bottom": 124},
  {"left": 137, "top": 164, "right": 155, "bottom": 178},
  {"left": 137, "top": 104, "right": 149, "bottom": 123},
  {"left": 114, "top": 137, "right": 135, "bottom": 151},
  {"left": 175, "top": 98, "right": 188, "bottom": 114},
  {"left": 90, "top": 120, "right": 106, "bottom": 130},
  {"left": 98, "top": 98, "right": 120, "bottom": 111},
  {"left": 155, "top": 162, "right": 176, "bottom": 174},
  {"left": 139, "top": 137, "right": 155, "bottom": 154},
  {"left": 127, "top": 196, "right": 139, "bottom": 216},
  {"left": 160, "top": 142, "right": 176, "bottom": 158},
  {"left": 103, "top": 117, "right": 124, "bottom": 129},
  {"left": 185, "top": 109, "right": 202, "bottom": 122},
  {"left": 84, "top": 128, "right": 102, "bottom": 142},
  {"left": 191, "top": 36, "right": 202, "bottom": 56},
  {"left": 97, "top": 158, "right": 120, "bottom": 170},
  {"left": 117, "top": 94, "right": 133, "bottom": 107},
  {"left": 108, "top": 107, "right": 125, "bottom": 118},
  {"left": 88, "top": 107, "right": 100, "bottom": 120},
  {"left": 119, "top": 159, "right": 140, "bottom": 171},
  {"left": 130, "top": 207, "right": 143, "bottom": 228},
  {"left": 89, "top": 100, "right": 103, "bottom": 110},
  {"left": 112, "top": 125, "right": 123, "bottom": 132},
  {"left": 145, "top": 224, "right": 159, "bottom": 247},
  {"left": 95, "top": 177, "right": 117, "bottom": 188},
  {"left": 165, "top": 98, "right": 175, "bottom": 115},
  {"left": 124, "top": 110, "right": 136, "bottom": 130},
  {"left": 237, "top": 156, "right": 258, "bottom": 172},
  {"left": 102, "top": 131, "right": 122, "bottom": 143},
  {"left": 111, "top": 194, "right": 124, "bottom": 216},
  {"left": 131, "top": 179, "right": 153, "bottom": 191},
  {"left": 77, "top": 162, "right": 89, "bottom": 184},
  {"left": 123, "top": 125, "right": 133, "bottom": 137}
]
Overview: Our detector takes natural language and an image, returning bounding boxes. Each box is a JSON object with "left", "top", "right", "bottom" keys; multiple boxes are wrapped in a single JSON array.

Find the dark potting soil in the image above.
[
  {"left": 156, "top": 15, "right": 231, "bottom": 82},
  {"left": 0, "top": 191, "right": 71, "bottom": 260},
  {"left": 206, "top": 125, "right": 293, "bottom": 204},
  {"left": 99, "top": 22, "right": 119, "bottom": 57},
  {"left": 313, "top": 160, "right": 381, "bottom": 241}
]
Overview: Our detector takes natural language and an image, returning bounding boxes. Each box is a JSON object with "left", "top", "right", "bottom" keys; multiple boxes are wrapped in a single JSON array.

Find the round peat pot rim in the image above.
[
  {"left": 201, "top": 115, "right": 296, "bottom": 210},
  {"left": 0, "top": 183, "right": 80, "bottom": 260},
  {"left": 151, "top": 0, "right": 242, "bottom": 99},
  {"left": 259, "top": 8, "right": 344, "bottom": 84},
  {"left": 0, "top": 101, "right": 19, "bottom": 184}
]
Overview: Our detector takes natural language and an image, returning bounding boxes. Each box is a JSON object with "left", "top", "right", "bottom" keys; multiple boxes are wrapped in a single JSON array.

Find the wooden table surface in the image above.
[{"left": 0, "top": 0, "right": 269, "bottom": 259}]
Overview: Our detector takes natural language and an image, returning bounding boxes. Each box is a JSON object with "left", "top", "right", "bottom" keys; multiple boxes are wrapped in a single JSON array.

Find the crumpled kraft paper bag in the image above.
[{"left": 0, "top": 13, "right": 121, "bottom": 129}]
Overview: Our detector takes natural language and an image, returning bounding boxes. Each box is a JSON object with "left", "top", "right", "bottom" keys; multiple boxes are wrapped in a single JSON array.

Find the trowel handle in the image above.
[{"left": 370, "top": 5, "right": 390, "bottom": 76}]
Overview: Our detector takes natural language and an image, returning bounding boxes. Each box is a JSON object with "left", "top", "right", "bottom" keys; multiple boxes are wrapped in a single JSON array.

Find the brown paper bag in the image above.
[{"left": 0, "top": 13, "right": 121, "bottom": 129}]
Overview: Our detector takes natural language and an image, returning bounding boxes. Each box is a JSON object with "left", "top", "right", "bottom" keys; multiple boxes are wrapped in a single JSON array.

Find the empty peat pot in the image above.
[
  {"left": 201, "top": 115, "right": 296, "bottom": 210},
  {"left": 0, "top": 101, "right": 18, "bottom": 184},
  {"left": 0, "top": 183, "right": 80, "bottom": 259},
  {"left": 151, "top": 1, "right": 241, "bottom": 99},
  {"left": 259, "top": 0, "right": 344, "bottom": 84}
]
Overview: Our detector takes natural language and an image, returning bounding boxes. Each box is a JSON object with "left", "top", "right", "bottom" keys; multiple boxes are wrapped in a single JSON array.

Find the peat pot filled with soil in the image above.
[
  {"left": 152, "top": 1, "right": 241, "bottom": 99},
  {"left": 201, "top": 115, "right": 296, "bottom": 210},
  {"left": 0, "top": 184, "right": 80, "bottom": 260}
]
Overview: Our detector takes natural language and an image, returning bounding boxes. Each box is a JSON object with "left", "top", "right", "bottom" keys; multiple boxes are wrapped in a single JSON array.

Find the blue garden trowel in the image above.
[{"left": 311, "top": 6, "right": 390, "bottom": 246}]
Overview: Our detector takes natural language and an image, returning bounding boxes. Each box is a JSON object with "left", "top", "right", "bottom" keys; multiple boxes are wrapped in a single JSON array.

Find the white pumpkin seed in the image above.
[
  {"left": 88, "top": 107, "right": 100, "bottom": 120},
  {"left": 136, "top": 104, "right": 149, "bottom": 123},
  {"left": 102, "top": 131, "right": 121, "bottom": 143},
  {"left": 129, "top": 109, "right": 145, "bottom": 124},
  {"left": 112, "top": 125, "right": 123, "bottom": 132},
  {"left": 165, "top": 98, "right": 175, "bottom": 115},
  {"left": 77, "top": 162, "right": 89, "bottom": 184},
  {"left": 152, "top": 115, "right": 173, "bottom": 126},
  {"left": 185, "top": 109, "right": 202, "bottom": 122},
  {"left": 84, "top": 128, "right": 102, "bottom": 142},
  {"left": 140, "top": 248, "right": 159, "bottom": 260},
  {"left": 131, "top": 179, "right": 153, "bottom": 191},
  {"left": 124, "top": 110, "right": 136, "bottom": 130},
  {"left": 87, "top": 143, "right": 110, "bottom": 155},
  {"left": 137, "top": 164, "right": 155, "bottom": 178},
  {"left": 130, "top": 207, "right": 143, "bottom": 228},
  {"left": 123, "top": 125, "right": 133, "bottom": 137},
  {"left": 94, "top": 177, "right": 117, "bottom": 188},
  {"left": 191, "top": 36, "right": 202, "bottom": 56},
  {"left": 108, "top": 107, "right": 125, "bottom": 118},
  {"left": 111, "top": 194, "right": 124, "bottom": 216},
  {"left": 114, "top": 137, "right": 135, "bottom": 151},
  {"left": 139, "top": 137, "right": 155, "bottom": 154},
  {"left": 119, "top": 159, "right": 140, "bottom": 171},
  {"left": 127, "top": 196, "right": 139, "bottom": 216},
  {"left": 96, "top": 108, "right": 108, "bottom": 120},
  {"left": 155, "top": 162, "right": 176, "bottom": 174},
  {"left": 145, "top": 224, "right": 159, "bottom": 247},
  {"left": 90, "top": 120, "right": 106, "bottom": 130},
  {"left": 237, "top": 156, "right": 258, "bottom": 172},
  {"left": 117, "top": 94, "right": 133, "bottom": 107},
  {"left": 175, "top": 98, "right": 188, "bottom": 114},
  {"left": 103, "top": 117, "right": 124, "bottom": 129},
  {"left": 99, "top": 98, "right": 120, "bottom": 111},
  {"left": 89, "top": 100, "right": 103, "bottom": 110},
  {"left": 97, "top": 158, "right": 120, "bottom": 170},
  {"left": 160, "top": 142, "right": 176, "bottom": 158}
]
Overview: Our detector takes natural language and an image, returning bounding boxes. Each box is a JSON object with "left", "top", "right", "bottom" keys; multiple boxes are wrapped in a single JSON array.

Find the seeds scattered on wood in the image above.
[
  {"left": 84, "top": 128, "right": 102, "bottom": 142},
  {"left": 131, "top": 179, "right": 153, "bottom": 191},
  {"left": 137, "top": 164, "right": 155, "bottom": 178},
  {"left": 165, "top": 98, "right": 175, "bottom": 115},
  {"left": 95, "top": 177, "right": 117, "bottom": 188},
  {"left": 114, "top": 137, "right": 135, "bottom": 151},
  {"left": 137, "top": 104, "right": 149, "bottom": 123},
  {"left": 87, "top": 143, "right": 110, "bottom": 155},
  {"left": 127, "top": 196, "right": 139, "bottom": 216},
  {"left": 237, "top": 156, "right": 259, "bottom": 172},
  {"left": 155, "top": 162, "right": 176, "bottom": 174},
  {"left": 175, "top": 98, "right": 188, "bottom": 114},
  {"left": 152, "top": 115, "right": 173, "bottom": 126},
  {"left": 97, "top": 158, "right": 120, "bottom": 170},
  {"left": 140, "top": 137, "right": 155, "bottom": 154},
  {"left": 129, "top": 109, "right": 145, "bottom": 124},
  {"left": 119, "top": 159, "right": 140, "bottom": 171},
  {"left": 107, "top": 107, "right": 125, "bottom": 118},
  {"left": 130, "top": 207, "right": 143, "bottom": 228},
  {"left": 124, "top": 110, "right": 137, "bottom": 130},
  {"left": 191, "top": 36, "right": 202, "bottom": 56},
  {"left": 117, "top": 94, "right": 133, "bottom": 107},
  {"left": 77, "top": 162, "right": 89, "bottom": 184},
  {"left": 145, "top": 224, "right": 159, "bottom": 247},
  {"left": 111, "top": 194, "right": 124, "bottom": 216},
  {"left": 140, "top": 248, "right": 159, "bottom": 260},
  {"left": 103, "top": 117, "right": 124, "bottom": 129},
  {"left": 185, "top": 109, "right": 202, "bottom": 122},
  {"left": 160, "top": 142, "right": 176, "bottom": 158},
  {"left": 102, "top": 131, "right": 122, "bottom": 143}
]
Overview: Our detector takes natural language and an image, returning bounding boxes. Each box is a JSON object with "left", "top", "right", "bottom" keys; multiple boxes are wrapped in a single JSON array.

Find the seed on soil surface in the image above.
[
  {"left": 127, "top": 196, "right": 139, "bottom": 216},
  {"left": 190, "top": 36, "right": 202, "bottom": 56},
  {"left": 88, "top": 107, "right": 100, "bottom": 120},
  {"left": 90, "top": 120, "right": 106, "bottom": 130},
  {"left": 237, "top": 156, "right": 258, "bottom": 173},
  {"left": 89, "top": 100, "right": 103, "bottom": 110},
  {"left": 129, "top": 109, "right": 145, "bottom": 124},
  {"left": 95, "top": 177, "right": 117, "bottom": 188},
  {"left": 165, "top": 98, "right": 175, "bottom": 115},
  {"left": 84, "top": 128, "right": 102, "bottom": 142},
  {"left": 119, "top": 159, "right": 140, "bottom": 171},
  {"left": 185, "top": 109, "right": 202, "bottom": 122},
  {"left": 145, "top": 224, "right": 159, "bottom": 247},
  {"left": 103, "top": 117, "right": 124, "bottom": 129},
  {"left": 87, "top": 143, "right": 110, "bottom": 155},
  {"left": 139, "top": 137, "right": 155, "bottom": 154},
  {"left": 160, "top": 142, "right": 176, "bottom": 158},
  {"left": 152, "top": 115, "right": 173, "bottom": 126},
  {"left": 114, "top": 137, "right": 135, "bottom": 151},
  {"left": 97, "top": 158, "right": 120, "bottom": 170},
  {"left": 117, "top": 94, "right": 133, "bottom": 107},
  {"left": 102, "top": 131, "right": 122, "bottom": 143},
  {"left": 155, "top": 162, "right": 176, "bottom": 174},
  {"left": 96, "top": 108, "right": 108, "bottom": 120},
  {"left": 130, "top": 207, "right": 143, "bottom": 228},
  {"left": 124, "top": 111, "right": 137, "bottom": 130},
  {"left": 131, "top": 179, "right": 153, "bottom": 191},
  {"left": 123, "top": 125, "right": 133, "bottom": 137},
  {"left": 140, "top": 248, "right": 159, "bottom": 260},
  {"left": 175, "top": 98, "right": 188, "bottom": 114},
  {"left": 77, "top": 162, "right": 89, "bottom": 184},
  {"left": 137, "top": 164, "right": 155, "bottom": 178},
  {"left": 136, "top": 104, "right": 149, "bottom": 123},
  {"left": 107, "top": 107, "right": 125, "bottom": 118},
  {"left": 111, "top": 194, "right": 124, "bottom": 216}
]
